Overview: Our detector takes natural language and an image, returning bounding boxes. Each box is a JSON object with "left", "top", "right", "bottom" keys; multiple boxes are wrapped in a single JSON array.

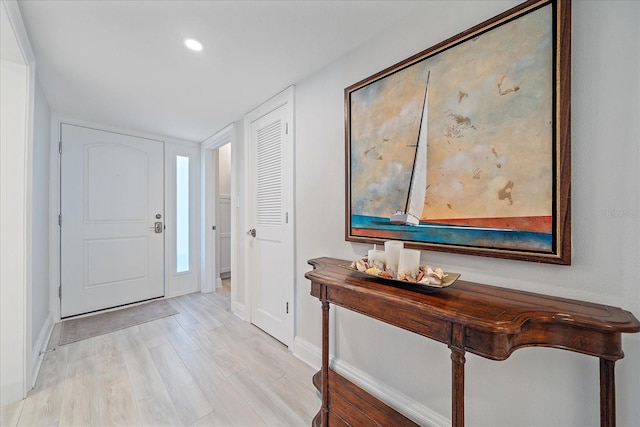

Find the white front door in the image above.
[
  {"left": 60, "top": 124, "right": 165, "bottom": 317},
  {"left": 246, "top": 88, "right": 294, "bottom": 346}
]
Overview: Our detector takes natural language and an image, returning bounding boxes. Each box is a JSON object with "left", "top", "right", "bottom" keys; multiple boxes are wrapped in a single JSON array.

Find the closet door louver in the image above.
[{"left": 256, "top": 119, "right": 282, "bottom": 227}]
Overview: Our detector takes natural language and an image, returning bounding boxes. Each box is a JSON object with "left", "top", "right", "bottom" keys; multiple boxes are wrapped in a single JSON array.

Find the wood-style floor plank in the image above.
[
  {"left": 115, "top": 326, "right": 182, "bottom": 426},
  {"left": 155, "top": 315, "right": 201, "bottom": 354},
  {"left": 95, "top": 333, "right": 141, "bottom": 426},
  {"left": 0, "top": 399, "right": 24, "bottom": 427},
  {"left": 167, "top": 297, "right": 200, "bottom": 328},
  {"left": 17, "top": 345, "right": 68, "bottom": 426},
  {"left": 207, "top": 325, "right": 287, "bottom": 385},
  {"left": 135, "top": 318, "right": 169, "bottom": 349},
  {"left": 270, "top": 368, "right": 319, "bottom": 424},
  {"left": 149, "top": 342, "right": 213, "bottom": 425},
  {"left": 228, "top": 369, "right": 310, "bottom": 427},
  {"left": 179, "top": 349, "right": 267, "bottom": 427},
  {"left": 1, "top": 281, "right": 319, "bottom": 427},
  {"left": 58, "top": 355, "right": 101, "bottom": 426}
]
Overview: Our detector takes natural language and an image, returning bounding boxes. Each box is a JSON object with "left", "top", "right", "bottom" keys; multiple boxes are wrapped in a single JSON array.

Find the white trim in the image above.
[
  {"left": 292, "top": 337, "right": 450, "bottom": 427},
  {"left": 333, "top": 358, "right": 451, "bottom": 427},
  {"left": 231, "top": 303, "right": 247, "bottom": 322},
  {"left": 2, "top": 1, "right": 35, "bottom": 63},
  {"left": 292, "top": 336, "right": 321, "bottom": 370},
  {"left": 30, "top": 313, "right": 53, "bottom": 389},
  {"left": 48, "top": 115, "right": 62, "bottom": 323},
  {"left": 201, "top": 124, "right": 234, "bottom": 295}
]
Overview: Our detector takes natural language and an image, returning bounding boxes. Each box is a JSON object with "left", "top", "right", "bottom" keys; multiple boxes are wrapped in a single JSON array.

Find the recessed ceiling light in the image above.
[{"left": 184, "top": 38, "right": 203, "bottom": 52}]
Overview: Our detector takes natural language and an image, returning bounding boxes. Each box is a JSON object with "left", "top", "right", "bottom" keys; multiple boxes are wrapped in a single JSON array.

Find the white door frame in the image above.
[
  {"left": 0, "top": 0, "right": 36, "bottom": 405},
  {"left": 201, "top": 124, "right": 236, "bottom": 294}
]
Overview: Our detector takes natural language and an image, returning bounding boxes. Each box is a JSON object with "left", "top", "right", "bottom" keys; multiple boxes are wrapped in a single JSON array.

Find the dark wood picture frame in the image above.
[{"left": 345, "top": 0, "right": 571, "bottom": 264}]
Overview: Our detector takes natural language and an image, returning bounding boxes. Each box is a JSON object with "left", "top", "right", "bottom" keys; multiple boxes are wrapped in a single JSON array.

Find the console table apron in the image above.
[{"left": 306, "top": 257, "right": 640, "bottom": 427}]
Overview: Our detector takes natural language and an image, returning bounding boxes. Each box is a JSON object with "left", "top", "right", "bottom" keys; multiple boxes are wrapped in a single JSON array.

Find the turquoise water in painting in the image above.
[{"left": 351, "top": 215, "right": 553, "bottom": 252}]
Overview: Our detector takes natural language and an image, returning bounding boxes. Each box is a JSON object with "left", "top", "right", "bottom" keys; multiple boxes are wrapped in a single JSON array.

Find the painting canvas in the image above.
[{"left": 346, "top": 0, "right": 571, "bottom": 264}]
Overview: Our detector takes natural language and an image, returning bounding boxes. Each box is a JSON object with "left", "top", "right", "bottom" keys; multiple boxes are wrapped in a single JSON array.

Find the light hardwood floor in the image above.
[{"left": 1, "top": 282, "right": 319, "bottom": 426}]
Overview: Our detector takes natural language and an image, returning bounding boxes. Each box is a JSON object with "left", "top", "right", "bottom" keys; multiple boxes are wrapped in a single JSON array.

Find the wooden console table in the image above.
[{"left": 306, "top": 257, "right": 640, "bottom": 427}]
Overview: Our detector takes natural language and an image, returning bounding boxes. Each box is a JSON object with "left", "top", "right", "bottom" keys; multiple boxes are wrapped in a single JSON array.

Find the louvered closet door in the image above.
[{"left": 248, "top": 102, "right": 293, "bottom": 346}]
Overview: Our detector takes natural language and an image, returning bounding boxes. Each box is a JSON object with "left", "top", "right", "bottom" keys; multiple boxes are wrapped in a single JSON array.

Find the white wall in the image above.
[
  {"left": 31, "top": 77, "right": 52, "bottom": 347},
  {"left": 27, "top": 76, "right": 54, "bottom": 389},
  {"left": 293, "top": 1, "right": 640, "bottom": 426},
  {"left": 218, "top": 143, "right": 231, "bottom": 196}
]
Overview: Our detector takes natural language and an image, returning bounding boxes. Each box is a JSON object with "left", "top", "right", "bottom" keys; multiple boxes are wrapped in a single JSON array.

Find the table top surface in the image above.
[{"left": 306, "top": 257, "right": 640, "bottom": 335}]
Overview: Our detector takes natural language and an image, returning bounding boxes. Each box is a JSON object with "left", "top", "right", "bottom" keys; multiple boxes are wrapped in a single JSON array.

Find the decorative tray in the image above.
[{"left": 342, "top": 259, "right": 460, "bottom": 293}]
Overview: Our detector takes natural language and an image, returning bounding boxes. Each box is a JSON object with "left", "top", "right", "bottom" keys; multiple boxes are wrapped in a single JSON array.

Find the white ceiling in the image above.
[{"left": 18, "top": 0, "right": 426, "bottom": 142}]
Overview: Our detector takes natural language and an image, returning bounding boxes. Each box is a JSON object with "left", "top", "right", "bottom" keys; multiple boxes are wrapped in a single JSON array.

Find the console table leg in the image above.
[
  {"left": 600, "top": 358, "right": 616, "bottom": 427},
  {"left": 451, "top": 348, "right": 466, "bottom": 427},
  {"left": 321, "top": 300, "right": 330, "bottom": 427}
]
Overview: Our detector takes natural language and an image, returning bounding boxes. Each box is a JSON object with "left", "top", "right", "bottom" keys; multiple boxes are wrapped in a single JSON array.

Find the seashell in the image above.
[
  {"left": 355, "top": 259, "right": 369, "bottom": 272},
  {"left": 365, "top": 266, "right": 381, "bottom": 276},
  {"left": 426, "top": 272, "right": 442, "bottom": 285},
  {"left": 378, "top": 271, "right": 394, "bottom": 279},
  {"left": 398, "top": 272, "right": 418, "bottom": 282}
]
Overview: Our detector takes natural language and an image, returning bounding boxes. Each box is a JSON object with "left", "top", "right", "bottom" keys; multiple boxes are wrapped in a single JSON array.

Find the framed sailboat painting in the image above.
[{"left": 345, "top": 0, "right": 571, "bottom": 264}]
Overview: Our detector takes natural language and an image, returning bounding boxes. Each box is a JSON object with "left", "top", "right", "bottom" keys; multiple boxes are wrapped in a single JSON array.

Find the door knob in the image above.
[
  {"left": 154, "top": 222, "right": 163, "bottom": 233},
  {"left": 247, "top": 228, "right": 256, "bottom": 237}
]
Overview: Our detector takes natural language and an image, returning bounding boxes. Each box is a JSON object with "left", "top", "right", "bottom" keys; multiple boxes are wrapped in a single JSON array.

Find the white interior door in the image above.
[
  {"left": 60, "top": 124, "right": 165, "bottom": 317},
  {"left": 246, "top": 89, "right": 294, "bottom": 346}
]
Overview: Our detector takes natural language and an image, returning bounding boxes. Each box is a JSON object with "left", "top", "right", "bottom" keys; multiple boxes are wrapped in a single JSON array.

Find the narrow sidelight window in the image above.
[{"left": 176, "top": 156, "right": 189, "bottom": 272}]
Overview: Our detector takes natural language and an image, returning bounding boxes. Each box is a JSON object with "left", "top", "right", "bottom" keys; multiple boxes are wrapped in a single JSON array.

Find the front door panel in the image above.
[{"left": 60, "top": 124, "right": 164, "bottom": 317}]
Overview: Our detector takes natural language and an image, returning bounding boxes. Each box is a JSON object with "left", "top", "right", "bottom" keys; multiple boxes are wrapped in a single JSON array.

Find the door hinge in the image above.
[
  {"left": 286, "top": 302, "right": 289, "bottom": 314},
  {"left": 58, "top": 214, "right": 62, "bottom": 226},
  {"left": 285, "top": 122, "right": 289, "bottom": 135},
  {"left": 285, "top": 212, "right": 289, "bottom": 224},
  {"left": 58, "top": 141, "right": 62, "bottom": 154},
  {"left": 58, "top": 286, "right": 62, "bottom": 299}
]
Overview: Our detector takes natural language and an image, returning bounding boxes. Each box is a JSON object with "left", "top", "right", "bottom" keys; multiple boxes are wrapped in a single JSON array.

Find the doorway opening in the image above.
[
  {"left": 217, "top": 142, "right": 232, "bottom": 290},
  {"left": 201, "top": 124, "right": 241, "bottom": 315}
]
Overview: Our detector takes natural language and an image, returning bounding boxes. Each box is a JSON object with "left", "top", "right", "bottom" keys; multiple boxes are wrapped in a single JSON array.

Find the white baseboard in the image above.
[
  {"left": 166, "top": 289, "right": 197, "bottom": 299},
  {"left": 215, "top": 277, "right": 223, "bottom": 289},
  {"left": 201, "top": 280, "right": 213, "bottom": 294},
  {"left": 292, "top": 336, "right": 450, "bottom": 427},
  {"left": 31, "top": 312, "right": 54, "bottom": 389},
  {"left": 231, "top": 300, "right": 246, "bottom": 320},
  {"left": 292, "top": 336, "right": 321, "bottom": 370}
]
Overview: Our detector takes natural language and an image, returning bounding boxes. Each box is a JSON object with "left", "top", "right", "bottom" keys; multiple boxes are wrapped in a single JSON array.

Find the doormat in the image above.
[{"left": 59, "top": 299, "right": 178, "bottom": 346}]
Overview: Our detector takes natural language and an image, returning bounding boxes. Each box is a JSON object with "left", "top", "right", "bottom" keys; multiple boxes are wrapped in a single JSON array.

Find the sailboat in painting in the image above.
[{"left": 390, "top": 71, "right": 430, "bottom": 226}]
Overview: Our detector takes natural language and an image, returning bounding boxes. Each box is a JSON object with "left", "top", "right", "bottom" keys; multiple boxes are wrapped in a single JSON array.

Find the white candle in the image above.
[
  {"left": 367, "top": 249, "right": 386, "bottom": 270},
  {"left": 384, "top": 241, "right": 403, "bottom": 276},
  {"left": 398, "top": 248, "right": 420, "bottom": 279}
]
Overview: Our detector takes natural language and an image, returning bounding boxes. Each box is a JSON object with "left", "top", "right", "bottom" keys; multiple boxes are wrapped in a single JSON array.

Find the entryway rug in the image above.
[{"left": 59, "top": 299, "right": 178, "bottom": 345}]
